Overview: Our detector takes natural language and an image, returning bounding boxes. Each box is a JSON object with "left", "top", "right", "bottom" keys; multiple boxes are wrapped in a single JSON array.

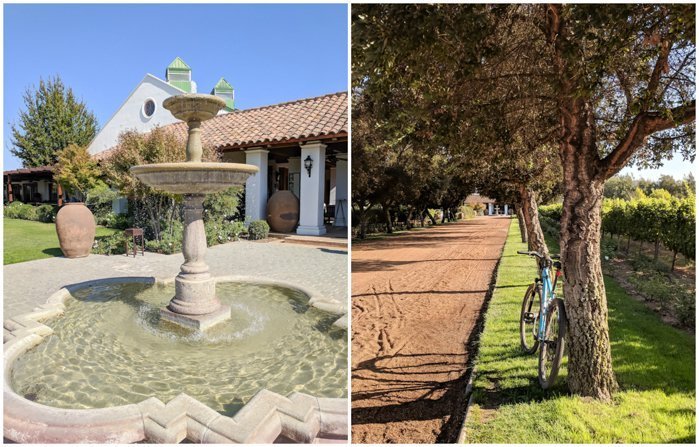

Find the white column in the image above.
[
  {"left": 288, "top": 156, "right": 301, "bottom": 199},
  {"left": 245, "top": 148, "right": 269, "bottom": 222},
  {"left": 297, "top": 142, "right": 326, "bottom": 235},
  {"left": 504, "top": 204, "right": 509, "bottom": 215},
  {"left": 329, "top": 166, "right": 337, "bottom": 205},
  {"left": 334, "top": 158, "right": 348, "bottom": 227},
  {"left": 488, "top": 203, "right": 494, "bottom": 215}
]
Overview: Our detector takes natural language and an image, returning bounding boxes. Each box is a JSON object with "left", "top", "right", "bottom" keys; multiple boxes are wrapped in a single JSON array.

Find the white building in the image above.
[
  {"left": 463, "top": 193, "right": 511, "bottom": 216},
  {"left": 88, "top": 57, "right": 235, "bottom": 156},
  {"left": 92, "top": 58, "right": 348, "bottom": 235}
]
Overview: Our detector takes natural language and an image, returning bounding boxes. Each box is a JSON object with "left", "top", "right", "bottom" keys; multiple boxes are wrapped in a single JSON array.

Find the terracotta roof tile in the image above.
[
  {"left": 4, "top": 165, "right": 55, "bottom": 176},
  {"left": 97, "top": 92, "right": 347, "bottom": 160}
]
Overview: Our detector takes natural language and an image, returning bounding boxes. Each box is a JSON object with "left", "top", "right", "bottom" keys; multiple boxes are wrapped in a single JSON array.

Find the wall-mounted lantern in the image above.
[{"left": 304, "top": 155, "right": 313, "bottom": 177}]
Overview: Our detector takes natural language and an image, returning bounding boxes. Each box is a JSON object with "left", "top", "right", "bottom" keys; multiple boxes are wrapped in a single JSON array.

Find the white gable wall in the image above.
[{"left": 87, "top": 74, "right": 184, "bottom": 155}]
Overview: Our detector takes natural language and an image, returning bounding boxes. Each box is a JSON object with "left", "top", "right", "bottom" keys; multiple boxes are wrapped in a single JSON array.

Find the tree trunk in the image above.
[
  {"left": 671, "top": 250, "right": 678, "bottom": 271},
  {"left": 516, "top": 205, "right": 528, "bottom": 244},
  {"left": 653, "top": 239, "right": 660, "bottom": 262},
  {"left": 357, "top": 202, "right": 368, "bottom": 240},
  {"left": 406, "top": 207, "right": 414, "bottom": 230},
  {"left": 425, "top": 208, "right": 437, "bottom": 225},
  {"left": 558, "top": 99, "right": 618, "bottom": 401},
  {"left": 383, "top": 205, "right": 393, "bottom": 234},
  {"left": 519, "top": 186, "right": 548, "bottom": 256}
]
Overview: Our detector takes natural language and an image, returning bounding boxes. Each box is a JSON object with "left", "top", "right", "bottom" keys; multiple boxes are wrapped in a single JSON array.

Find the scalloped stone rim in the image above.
[{"left": 3, "top": 276, "right": 348, "bottom": 444}]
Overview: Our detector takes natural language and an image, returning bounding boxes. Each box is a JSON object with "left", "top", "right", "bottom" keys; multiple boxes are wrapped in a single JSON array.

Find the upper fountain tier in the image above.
[
  {"left": 130, "top": 94, "right": 258, "bottom": 195},
  {"left": 163, "top": 94, "right": 225, "bottom": 122}
]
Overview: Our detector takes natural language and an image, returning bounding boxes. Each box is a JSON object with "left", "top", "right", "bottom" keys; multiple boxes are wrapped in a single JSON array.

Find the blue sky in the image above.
[
  {"left": 3, "top": 3, "right": 348, "bottom": 170},
  {"left": 620, "top": 157, "right": 695, "bottom": 181}
]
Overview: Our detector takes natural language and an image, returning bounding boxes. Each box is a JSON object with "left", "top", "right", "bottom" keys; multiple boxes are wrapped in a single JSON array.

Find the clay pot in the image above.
[
  {"left": 55, "top": 203, "right": 96, "bottom": 258},
  {"left": 266, "top": 191, "right": 299, "bottom": 233}
]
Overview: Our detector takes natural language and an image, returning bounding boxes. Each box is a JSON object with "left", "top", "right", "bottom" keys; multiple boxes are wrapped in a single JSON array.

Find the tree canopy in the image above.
[{"left": 10, "top": 76, "right": 98, "bottom": 168}]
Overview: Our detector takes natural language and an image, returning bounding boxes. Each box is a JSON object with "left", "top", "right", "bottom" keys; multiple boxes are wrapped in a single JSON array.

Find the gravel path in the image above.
[
  {"left": 351, "top": 217, "right": 510, "bottom": 443},
  {"left": 4, "top": 240, "right": 347, "bottom": 321}
]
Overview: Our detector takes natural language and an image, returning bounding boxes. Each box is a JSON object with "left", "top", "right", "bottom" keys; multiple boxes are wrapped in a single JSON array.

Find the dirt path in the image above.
[{"left": 351, "top": 217, "right": 511, "bottom": 443}]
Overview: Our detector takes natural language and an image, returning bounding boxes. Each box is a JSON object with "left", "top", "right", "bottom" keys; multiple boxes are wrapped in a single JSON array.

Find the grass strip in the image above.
[{"left": 465, "top": 219, "right": 695, "bottom": 443}]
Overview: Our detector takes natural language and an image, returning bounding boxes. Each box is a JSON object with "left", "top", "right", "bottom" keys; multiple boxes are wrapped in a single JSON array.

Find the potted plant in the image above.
[{"left": 53, "top": 144, "right": 102, "bottom": 257}]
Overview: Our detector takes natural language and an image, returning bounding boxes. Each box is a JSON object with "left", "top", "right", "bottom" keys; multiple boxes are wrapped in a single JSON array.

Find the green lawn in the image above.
[
  {"left": 4, "top": 218, "right": 119, "bottom": 265},
  {"left": 465, "top": 218, "right": 695, "bottom": 443}
]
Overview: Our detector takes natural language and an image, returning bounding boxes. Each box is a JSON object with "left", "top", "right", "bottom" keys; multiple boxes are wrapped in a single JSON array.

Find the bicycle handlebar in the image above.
[{"left": 516, "top": 250, "right": 561, "bottom": 261}]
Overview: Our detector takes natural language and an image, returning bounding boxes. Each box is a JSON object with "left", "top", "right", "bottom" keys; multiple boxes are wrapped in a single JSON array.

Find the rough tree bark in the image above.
[
  {"left": 518, "top": 185, "right": 549, "bottom": 256},
  {"left": 516, "top": 205, "right": 528, "bottom": 244},
  {"left": 557, "top": 99, "right": 618, "bottom": 400}
]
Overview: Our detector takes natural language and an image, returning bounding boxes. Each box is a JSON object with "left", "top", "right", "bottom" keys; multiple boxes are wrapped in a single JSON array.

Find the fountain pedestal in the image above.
[
  {"left": 159, "top": 194, "right": 231, "bottom": 331},
  {"left": 131, "top": 94, "right": 258, "bottom": 331}
]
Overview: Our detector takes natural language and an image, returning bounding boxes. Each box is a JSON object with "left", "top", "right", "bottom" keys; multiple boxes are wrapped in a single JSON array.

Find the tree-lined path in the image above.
[{"left": 351, "top": 216, "right": 510, "bottom": 443}]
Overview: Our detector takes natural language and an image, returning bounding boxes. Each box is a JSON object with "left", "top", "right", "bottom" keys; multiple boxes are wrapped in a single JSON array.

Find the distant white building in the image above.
[{"left": 463, "top": 193, "right": 511, "bottom": 216}]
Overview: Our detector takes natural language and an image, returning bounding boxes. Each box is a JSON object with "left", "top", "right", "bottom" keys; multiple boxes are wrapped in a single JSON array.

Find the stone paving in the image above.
[{"left": 4, "top": 239, "right": 348, "bottom": 323}]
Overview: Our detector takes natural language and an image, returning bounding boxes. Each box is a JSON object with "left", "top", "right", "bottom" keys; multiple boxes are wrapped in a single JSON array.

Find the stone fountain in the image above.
[
  {"left": 131, "top": 94, "right": 258, "bottom": 330},
  {"left": 3, "top": 93, "right": 348, "bottom": 444}
]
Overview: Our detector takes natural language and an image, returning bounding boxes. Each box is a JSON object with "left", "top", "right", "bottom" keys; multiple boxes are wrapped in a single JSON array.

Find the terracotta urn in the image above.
[
  {"left": 266, "top": 191, "right": 300, "bottom": 233},
  {"left": 55, "top": 203, "right": 96, "bottom": 258}
]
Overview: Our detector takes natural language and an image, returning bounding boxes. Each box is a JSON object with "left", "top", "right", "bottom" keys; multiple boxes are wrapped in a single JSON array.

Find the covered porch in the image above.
[
  {"left": 3, "top": 166, "right": 66, "bottom": 205},
  {"left": 221, "top": 139, "right": 348, "bottom": 236}
]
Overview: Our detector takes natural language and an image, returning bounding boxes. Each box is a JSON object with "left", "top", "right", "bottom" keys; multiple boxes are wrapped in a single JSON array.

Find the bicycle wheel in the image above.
[
  {"left": 519, "top": 283, "right": 541, "bottom": 354},
  {"left": 538, "top": 298, "right": 567, "bottom": 389}
]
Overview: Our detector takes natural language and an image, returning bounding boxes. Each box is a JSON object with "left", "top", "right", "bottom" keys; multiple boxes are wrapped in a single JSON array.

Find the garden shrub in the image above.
[
  {"left": 600, "top": 237, "right": 619, "bottom": 260},
  {"left": 35, "top": 204, "right": 58, "bottom": 223},
  {"left": 5, "top": 202, "right": 38, "bottom": 221},
  {"left": 99, "top": 212, "right": 132, "bottom": 230},
  {"left": 539, "top": 203, "right": 562, "bottom": 221},
  {"left": 145, "top": 237, "right": 181, "bottom": 255},
  {"left": 86, "top": 183, "right": 118, "bottom": 223},
  {"left": 673, "top": 289, "right": 696, "bottom": 327},
  {"left": 248, "top": 220, "right": 270, "bottom": 240},
  {"left": 626, "top": 268, "right": 696, "bottom": 328},
  {"left": 91, "top": 233, "right": 127, "bottom": 256},
  {"left": 5, "top": 202, "right": 34, "bottom": 220},
  {"left": 204, "top": 187, "right": 243, "bottom": 222},
  {"left": 460, "top": 205, "right": 477, "bottom": 219},
  {"left": 206, "top": 219, "right": 245, "bottom": 246}
]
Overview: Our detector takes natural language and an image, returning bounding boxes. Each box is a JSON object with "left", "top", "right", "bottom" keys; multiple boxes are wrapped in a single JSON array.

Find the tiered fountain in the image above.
[
  {"left": 3, "top": 94, "right": 347, "bottom": 444},
  {"left": 131, "top": 94, "right": 257, "bottom": 330}
]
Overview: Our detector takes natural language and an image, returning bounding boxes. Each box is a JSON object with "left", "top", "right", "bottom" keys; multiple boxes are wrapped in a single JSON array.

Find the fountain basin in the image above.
[
  {"left": 4, "top": 277, "right": 348, "bottom": 443},
  {"left": 130, "top": 162, "right": 258, "bottom": 195},
  {"left": 163, "top": 94, "right": 226, "bottom": 122}
]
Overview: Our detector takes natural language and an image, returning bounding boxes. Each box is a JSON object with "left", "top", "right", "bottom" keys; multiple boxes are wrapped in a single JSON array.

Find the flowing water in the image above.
[{"left": 10, "top": 281, "right": 347, "bottom": 416}]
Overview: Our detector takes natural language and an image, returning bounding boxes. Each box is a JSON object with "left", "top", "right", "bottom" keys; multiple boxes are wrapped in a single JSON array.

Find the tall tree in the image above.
[
  {"left": 543, "top": 4, "right": 695, "bottom": 400},
  {"left": 10, "top": 76, "right": 98, "bottom": 167}
]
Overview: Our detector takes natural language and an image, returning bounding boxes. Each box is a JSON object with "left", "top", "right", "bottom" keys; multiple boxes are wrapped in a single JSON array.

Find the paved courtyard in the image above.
[{"left": 4, "top": 239, "right": 348, "bottom": 322}]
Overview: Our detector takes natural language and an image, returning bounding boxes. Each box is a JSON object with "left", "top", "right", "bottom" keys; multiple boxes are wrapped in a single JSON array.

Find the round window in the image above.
[{"left": 143, "top": 99, "right": 156, "bottom": 118}]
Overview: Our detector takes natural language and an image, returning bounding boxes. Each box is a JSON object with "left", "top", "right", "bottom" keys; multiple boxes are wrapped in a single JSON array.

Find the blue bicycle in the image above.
[{"left": 517, "top": 250, "right": 567, "bottom": 389}]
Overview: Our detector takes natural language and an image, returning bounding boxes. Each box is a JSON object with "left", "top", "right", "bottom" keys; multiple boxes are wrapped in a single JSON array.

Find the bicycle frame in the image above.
[{"left": 536, "top": 264, "right": 558, "bottom": 340}]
